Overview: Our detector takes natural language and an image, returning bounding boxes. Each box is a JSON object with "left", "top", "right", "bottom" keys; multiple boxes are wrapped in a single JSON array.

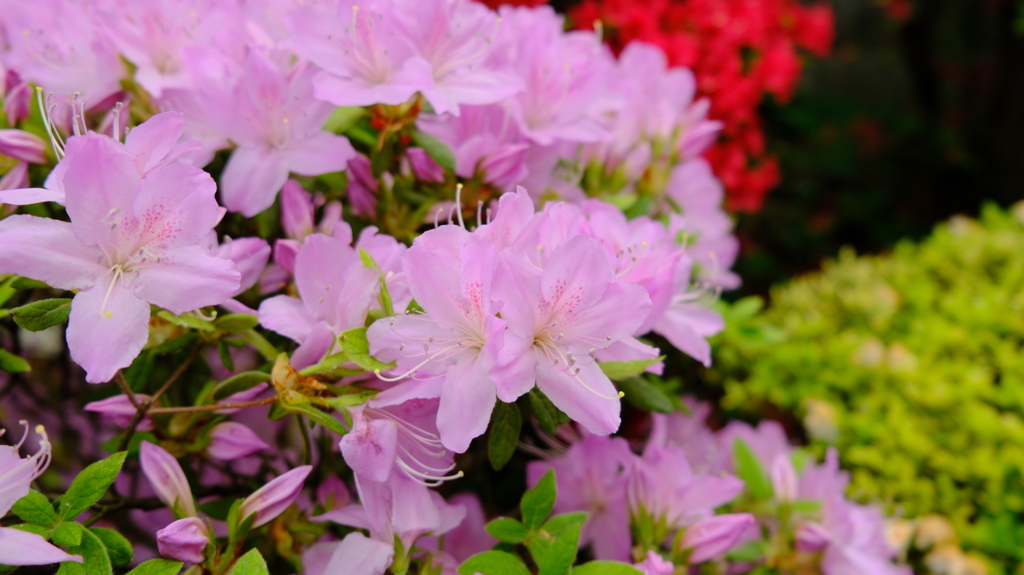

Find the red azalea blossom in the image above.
[{"left": 559, "top": 0, "right": 834, "bottom": 212}]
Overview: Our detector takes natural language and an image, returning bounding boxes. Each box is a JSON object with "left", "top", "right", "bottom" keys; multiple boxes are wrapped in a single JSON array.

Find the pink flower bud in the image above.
[
  {"left": 795, "top": 521, "right": 831, "bottom": 552},
  {"left": 281, "top": 179, "right": 316, "bottom": 239},
  {"left": 316, "top": 475, "right": 351, "bottom": 511},
  {"left": 771, "top": 454, "right": 798, "bottom": 502},
  {"left": 0, "top": 162, "right": 29, "bottom": 191},
  {"left": 239, "top": 466, "right": 312, "bottom": 528},
  {"left": 634, "top": 550, "right": 674, "bottom": 575},
  {"left": 273, "top": 239, "right": 301, "bottom": 275},
  {"left": 215, "top": 237, "right": 271, "bottom": 294},
  {"left": 407, "top": 148, "right": 445, "bottom": 183},
  {"left": 156, "top": 517, "right": 209, "bottom": 564},
  {"left": 139, "top": 441, "right": 198, "bottom": 518},
  {"left": 84, "top": 394, "right": 155, "bottom": 432},
  {"left": 681, "top": 513, "right": 756, "bottom": 563},
  {"left": 207, "top": 422, "right": 269, "bottom": 460},
  {"left": 0, "top": 130, "right": 46, "bottom": 164},
  {"left": 3, "top": 82, "right": 32, "bottom": 125}
]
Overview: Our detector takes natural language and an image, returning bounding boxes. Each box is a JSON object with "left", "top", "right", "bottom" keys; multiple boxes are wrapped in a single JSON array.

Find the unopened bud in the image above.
[
  {"left": 0, "top": 129, "right": 46, "bottom": 164},
  {"left": 681, "top": 513, "right": 755, "bottom": 563},
  {"left": 207, "top": 422, "right": 269, "bottom": 460},
  {"left": 156, "top": 517, "right": 209, "bottom": 564},
  {"left": 239, "top": 465, "right": 313, "bottom": 528},
  {"left": 139, "top": 441, "right": 198, "bottom": 518}
]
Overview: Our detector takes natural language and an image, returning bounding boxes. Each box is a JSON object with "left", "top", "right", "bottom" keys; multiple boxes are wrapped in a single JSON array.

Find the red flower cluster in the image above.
[{"left": 564, "top": 0, "right": 835, "bottom": 212}]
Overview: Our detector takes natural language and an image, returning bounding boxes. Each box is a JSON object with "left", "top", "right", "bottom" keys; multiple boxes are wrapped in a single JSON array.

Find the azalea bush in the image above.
[
  {"left": 709, "top": 204, "right": 1024, "bottom": 574},
  {"left": 0, "top": 1, "right": 909, "bottom": 574}
]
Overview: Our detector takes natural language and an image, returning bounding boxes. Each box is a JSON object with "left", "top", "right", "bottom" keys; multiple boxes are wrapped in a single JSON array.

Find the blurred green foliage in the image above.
[{"left": 709, "top": 203, "right": 1024, "bottom": 573}]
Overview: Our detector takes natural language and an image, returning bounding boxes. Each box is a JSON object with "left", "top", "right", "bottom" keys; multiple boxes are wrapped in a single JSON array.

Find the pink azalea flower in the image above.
[
  {"left": 258, "top": 233, "right": 380, "bottom": 369},
  {"left": 186, "top": 47, "right": 355, "bottom": 216},
  {"left": 681, "top": 513, "right": 756, "bottom": 563},
  {"left": 635, "top": 551, "right": 674, "bottom": 575},
  {"left": 388, "top": 0, "right": 522, "bottom": 115},
  {"left": 627, "top": 442, "right": 744, "bottom": 532},
  {"left": 0, "top": 0, "right": 125, "bottom": 105},
  {"left": 286, "top": 0, "right": 431, "bottom": 107},
  {"left": 368, "top": 226, "right": 506, "bottom": 452},
  {"left": 84, "top": 394, "right": 156, "bottom": 432},
  {"left": 418, "top": 104, "right": 530, "bottom": 190},
  {"left": 156, "top": 516, "right": 209, "bottom": 564},
  {"left": 97, "top": 0, "right": 248, "bottom": 97},
  {"left": 0, "top": 423, "right": 83, "bottom": 566},
  {"left": 418, "top": 493, "right": 497, "bottom": 563},
  {"left": 492, "top": 234, "right": 651, "bottom": 436},
  {"left": 666, "top": 162, "right": 740, "bottom": 289},
  {"left": 487, "top": 6, "right": 618, "bottom": 145},
  {"left": 0, "top": 136, "right": 240, "bottom": 383},
  {"left": 207, "top": 422, "right": 270, "bottom": 460},
  {"left": 527, "top": 434, "right": 634, "bottom": 561},
  {"left": 0, "top": 111, "right": 201, "bottom": 207}
]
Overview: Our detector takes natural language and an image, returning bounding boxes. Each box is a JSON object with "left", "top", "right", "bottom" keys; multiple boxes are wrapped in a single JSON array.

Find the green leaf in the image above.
[
  {"left": 300, "top": 352, "right": 365, "bottom": 377},
  {"left": 198, "top": 498, "right": 236, "bottom": 521},
  {"left": 572, "top": 561, "right": 644, "bottom": 575},
  {"left": 56, "top": 452, "right": 128, "bottom": 521},
  {"left": 150, "top": 332, "right": 199, "bottom": 356},
  {"left": 615, "top": 376, "right": 674, "bottom": 414},
  {"left": 9, "top": 298, "right": 72, "bottom": 331},
  {"left": 0, "top": 348, "right": 30, "bottom": 373},
  {"left": 0, "top": 275, "right": 19, "bottom": 308},
  {"left": 537, "top": 524, "right": 580, "bottom": 575},
  {"left": 217, "top": 339, "right": 236, "bottom": 372},
  {"left": 51, "top": 521, "right": 84, "bottom": 546},
  {"left": 239, "top": 329, "right": 279, "bottom": 362},
  {"left": 528, "top": 388, "right": 568, "bottom": 435},
  {"left": 790, "top": 499, "right": 823, "bottom": 515},
  {"left": 228, "top": 548, "right": 270, "bottom": 575},
  {"left": 598, "top": 357, "right": 665, "bottom": 381},
  {"left": 214, "top": 314, "right": 259, "bottom": 332},
  {"left": 488, "top": 401, "right": 521, "bottom": 471},
  {"left": 281, "top": 400, "right": 348, "bottom": 436},
  {"left": 359, "top": 248, "right": 394, "bottom": 317},
  {"left": 212, "top": 371, "right": 271, "bottom": 401},
  {"left": 542, "top": 511, "right": 589, "bottom": 537},
  {"left": 725, "top": 539, "right": 768, "bottom": 562},
  {"left": 457, "top": 551, "right": 531, "bottom": 575},
  {"left": 339, "top": 327, "right": 396, "bottom": 372},
  {"left": 11, "top": 277, "right": 49, "bottom": 290},
  {"left": 156, "top": 310, "right": 214, "bottom": 331},
  {"left": 125, "top": 559, "right": 184, "bottom": 575},
  {"left": 733, "top": 439, "right": 774, "bottom": 501},
  {"left": 59, "top": 528, "right": 112, "bottom": 575},
  {"left": 324, "top": 106, "right": 366, "bottom": 134},
  {"left": 521, "top": 469, "right": 556, "bottom": 530},
  {"left": 411, "top": 130, "right": 456, "bottom": 172},
  {"left": 11, "top": 522, "right": 50, "bottom": 536},
  {"left": 485, "top": 517, "right": 529, "bottom": 544},
  {"left": 11, "top": 489, "right": 56, "bottom": 525},
  {"left": 90, "top": 527, "right": 133, "bottom": 567}
]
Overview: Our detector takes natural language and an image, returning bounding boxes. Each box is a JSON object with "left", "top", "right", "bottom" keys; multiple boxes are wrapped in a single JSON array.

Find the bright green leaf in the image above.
[
  {"left": 411, "top": 130, "right": 456, "bottom": 172},
  {"left": 542, "top": 511, "right": 589, "bottom": 537},
  {"left": 339, "top": 327, "right": 396, "bottom": 372},
  {"left": 198, "top": 498, "right": 236, "bottom": 521},
  {"left": 57, "top": 452, "right": 128, "bottom": 521},
  {"left": 156, "top": 310, "right": 214, "bottom": 331},
  {"left": 9, "top": 298, "right": 72, "bottom": 331},
  {"left": 733, "top": 439, "right": 773, "bottom": 501},
  {"left": 124, "top": 559, "right": 184, "bottom": 575},
  {"left": 485, "top": 517, "right": 529, "bottom": 544},
  {"left": 213, "top": 314, "right": 259, "bottom": 332},
  {"left": 324, "top": 106, "right": 366, "bottom": 134},
  {"left": 598, "top": 357, "right": 665, "bottom": 381},
  {"left": 280, "top": 401, "right": 348, "bottom": 436},
  {"left": 538, "top": 523, "right": 579, "bottom": 575},
  {"left": 488, "top": 401, "right": 521, "bottom": 471},
  {"left": 457, "top": 551, "right": 531, "bottom": 575},
  {"left": 0, "top": 348, "right": 30, "bottom": 373},
  {"left": 90, "top": 527, "right": 133, "bottom": 567},
  {"left": 212, "top": 371, "right": 271, "bottom": 401},
  {"left": 238, "top": 329, "right": 279, "bottom": 362},
  {"left": 12, "top": 489, "right": 56, "bottom": 525},
  {"left": 11, "top": 277, "right": 49, "bottom": 290},
  {"left": 571, "top": 561, "right": 644, "bottom": 575},
  {"left": 521, "top": 469, "right": 556, "bottom": 530},
  {"left": 228, "top": 548, "right": 270, "bottom": 575},
  {"left": 58, "top": 528, "right": 112, "bottom": 575},
  {"left": 615, "top": 376, "right": 674, "bottom": 414},
  {"left": 51, "top": 521, "right": 84, "bottom": 546}
]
